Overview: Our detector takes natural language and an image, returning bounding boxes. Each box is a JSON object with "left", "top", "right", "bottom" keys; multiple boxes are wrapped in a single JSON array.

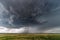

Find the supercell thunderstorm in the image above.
[{"left": 0, "top": 0, "right": 60, "bottom": 33}]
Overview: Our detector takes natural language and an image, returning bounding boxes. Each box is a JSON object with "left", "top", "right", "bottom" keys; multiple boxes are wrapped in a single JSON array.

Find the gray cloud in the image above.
[{"left": 0, "top": 0, "right": 60, "bottom": 33}]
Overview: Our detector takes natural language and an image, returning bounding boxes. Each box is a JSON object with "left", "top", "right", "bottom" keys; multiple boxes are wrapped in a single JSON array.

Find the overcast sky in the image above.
[{"left": 0, "top": 0, "right": 60, "bottom": 33}]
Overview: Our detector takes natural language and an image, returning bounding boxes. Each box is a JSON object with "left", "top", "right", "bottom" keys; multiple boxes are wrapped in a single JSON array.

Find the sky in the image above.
[{"left": 0, "top": 0, "right": 60, "bottom": 33}]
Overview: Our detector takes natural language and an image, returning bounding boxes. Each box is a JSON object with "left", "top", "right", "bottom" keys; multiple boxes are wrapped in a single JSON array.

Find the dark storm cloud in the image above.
[
  {"left": 0, "top": 0, "right": 60, "bottom": 33},
  {"left": 0, "top": 0, "right": 49, "bottom": 27}
]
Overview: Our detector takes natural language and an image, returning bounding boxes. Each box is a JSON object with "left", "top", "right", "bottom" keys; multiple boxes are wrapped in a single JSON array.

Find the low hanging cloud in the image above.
[
  {"left": 0, "top": 26, "right": 40, "bottom": 33},
  {"left": 0, "top": 26, "right": 60, "bottom": 33},
  {"left": 0, "top": 0, "right": 60, "bottom": 33},
  {"left": 44, "top": 27, "right": 60, "bottom": 33},
  {"left": 0, "top": 26, "right": 26, "bottom": 33}
]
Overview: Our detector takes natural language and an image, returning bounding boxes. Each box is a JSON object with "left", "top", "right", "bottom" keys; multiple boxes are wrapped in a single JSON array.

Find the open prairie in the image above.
[{"left": 0, "top": 34, "right": 60, "bottom": 40}]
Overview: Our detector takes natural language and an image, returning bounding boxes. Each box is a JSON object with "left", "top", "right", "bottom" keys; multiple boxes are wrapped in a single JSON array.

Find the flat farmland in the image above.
[{"left": 0, "top": 33, "right": 60, "bottom": 40}]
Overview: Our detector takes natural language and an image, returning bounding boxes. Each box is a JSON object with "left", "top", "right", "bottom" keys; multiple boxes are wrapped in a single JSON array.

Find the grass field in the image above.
[{"left": 0, "top": 34, "right": 60, "bottom": 40}]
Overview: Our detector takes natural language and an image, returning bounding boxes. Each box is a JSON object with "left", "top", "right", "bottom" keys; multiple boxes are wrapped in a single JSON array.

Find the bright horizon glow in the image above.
[{"left": 0, "top": 26, "right": 60, "bottom": 33}]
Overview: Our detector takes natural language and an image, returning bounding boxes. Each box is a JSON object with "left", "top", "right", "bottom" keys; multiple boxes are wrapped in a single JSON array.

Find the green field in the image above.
[{"left": 0, "top": 34, "right": 60, "bottom": 40}]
